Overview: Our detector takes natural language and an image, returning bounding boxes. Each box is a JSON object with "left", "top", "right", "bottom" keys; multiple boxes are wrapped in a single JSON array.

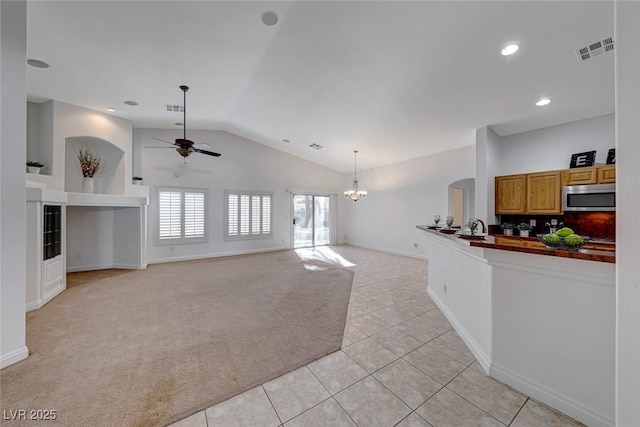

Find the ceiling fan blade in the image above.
[
  {"left": 193, "top": 143, "right": 212, "bottom": 150},
  {"left": 152, "top": 137, "right": 176, "bottom": 145},
  {"left": 144, "top": 146, "right": 176, "bottom": 149},
  {"left": 193, "top": 148, "right": 222, "bottom": 157}
]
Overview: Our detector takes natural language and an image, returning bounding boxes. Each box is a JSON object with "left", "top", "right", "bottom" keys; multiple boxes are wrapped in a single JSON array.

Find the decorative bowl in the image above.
[{"left": 537, "top": 234, "right": 589, "bottom": 251}]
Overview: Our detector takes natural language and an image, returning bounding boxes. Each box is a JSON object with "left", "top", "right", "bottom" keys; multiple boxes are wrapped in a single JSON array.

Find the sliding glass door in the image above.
[{"left": 293, "top": 194, "right": 331, "bottom": 248}]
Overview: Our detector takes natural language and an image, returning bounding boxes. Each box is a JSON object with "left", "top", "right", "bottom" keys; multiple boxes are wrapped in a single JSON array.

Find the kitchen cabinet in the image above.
[
  {"left": 495, "top": 171, "right": 562, "bottom": 215},
  {"left": 527, "top": 171, "right": 563, "bottom": 214},
  {"left": 597, "top": 165, "right": 616, "bottom": 183},
  {"left": 495, "top": 174, "right": 527, "bottom": 214},
  {"left": 563, "top": 165, "right": 616, "bottom": 185},
  {"left": 563, "top": 167, "right": 598, "bottom": 185}
]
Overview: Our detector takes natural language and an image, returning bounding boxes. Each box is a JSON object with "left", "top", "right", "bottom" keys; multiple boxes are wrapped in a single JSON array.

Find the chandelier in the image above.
[{"left": 344, "top": 150, "right": 367, "bottom": 202}]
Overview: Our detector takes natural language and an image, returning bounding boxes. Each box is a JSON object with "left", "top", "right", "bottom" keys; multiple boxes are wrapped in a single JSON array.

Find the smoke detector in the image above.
[{"left": 576, "top": 37, "right": 614, "bottom": 61}]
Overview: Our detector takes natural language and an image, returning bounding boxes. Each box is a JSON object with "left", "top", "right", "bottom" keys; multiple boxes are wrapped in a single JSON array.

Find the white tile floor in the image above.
[{"left": 169, "top": 245, "right": 584, "bottom": 427}]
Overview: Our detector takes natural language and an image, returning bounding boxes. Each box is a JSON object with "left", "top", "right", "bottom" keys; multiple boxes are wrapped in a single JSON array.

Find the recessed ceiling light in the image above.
[
  {"left": 501, "top": 44, "right": 519, "bottom": 56},
  {"left": 106, "top": 107, "right": 115, "bottom": 112},
  {"left": 261, "top": 11, "right": 278, "bottom": 26},
  {"left": 282, "top": 139, "right": 290, "bottom": 143},
  {"left": 536, "top": 97, "right": 551, "bottom": 106},
  {"left": 124, "top": 100, "right": 138, "bottom": 106},
  {"left": 175, "top": 122, "right": 183, "bottom": 126},
  {"left": 27, "top": 59, "right": 50, "bottom": 68}
]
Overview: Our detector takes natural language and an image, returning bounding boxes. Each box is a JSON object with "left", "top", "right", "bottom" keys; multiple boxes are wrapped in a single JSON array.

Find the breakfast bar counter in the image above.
[
  {"left": 416, "top": 224, "right": 615, "bottom": 427},
  {"left": 416, "top": 225, "right": 615, "bottom": 263}
]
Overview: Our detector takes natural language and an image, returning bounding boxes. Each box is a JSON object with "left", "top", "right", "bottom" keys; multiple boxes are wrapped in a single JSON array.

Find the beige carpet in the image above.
[{"left": 0, "top": 250, "right": 353, "bottom": 426}]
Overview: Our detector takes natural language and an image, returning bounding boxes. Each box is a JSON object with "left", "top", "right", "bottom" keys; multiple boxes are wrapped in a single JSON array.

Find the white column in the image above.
[
  {"left": 615, "top": 1, "right": 640, "bottom": 425},
  {"left": 0, "top": 0, "right": 28, "bottom": 368}
]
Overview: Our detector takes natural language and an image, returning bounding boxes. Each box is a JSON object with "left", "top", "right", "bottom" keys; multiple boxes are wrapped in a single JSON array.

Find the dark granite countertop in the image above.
[{"left": 416, "top": 225, "right": 615, "bottom": 264}]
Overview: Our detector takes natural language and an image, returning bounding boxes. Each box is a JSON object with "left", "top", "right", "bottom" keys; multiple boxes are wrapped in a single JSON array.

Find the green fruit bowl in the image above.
[{"left": 537, "top": 234, "right": 590, "bottom": 251}]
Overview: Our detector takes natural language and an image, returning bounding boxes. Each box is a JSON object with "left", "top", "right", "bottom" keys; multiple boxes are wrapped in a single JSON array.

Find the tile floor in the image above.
[{"left": 169, "top": 245, "right": 584, "bottom": 427}]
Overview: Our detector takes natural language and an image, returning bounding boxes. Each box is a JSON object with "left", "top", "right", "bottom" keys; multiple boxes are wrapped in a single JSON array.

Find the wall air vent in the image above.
[
  {"left": 576, "top": 37, "right": 614, "bottom": 61},
  {"left": 308, "top": 143, "right": 323, "bottom": 150},
  {"left": 165, "top": 104, "right": 184, "bottom": 113}
]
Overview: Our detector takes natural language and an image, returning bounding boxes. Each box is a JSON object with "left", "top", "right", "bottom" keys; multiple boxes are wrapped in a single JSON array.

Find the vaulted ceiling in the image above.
[{"left": 26, "top": 1, "right": 614, "bottom": 173}]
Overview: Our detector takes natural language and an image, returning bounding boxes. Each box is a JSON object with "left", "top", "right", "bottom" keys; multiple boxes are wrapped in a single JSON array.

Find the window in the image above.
[
  {"left": 157, "top": 187, "right": 207, "bottom": 244},
  {"left": 225, "top": 190, "right": 273, "bottom": 241}
]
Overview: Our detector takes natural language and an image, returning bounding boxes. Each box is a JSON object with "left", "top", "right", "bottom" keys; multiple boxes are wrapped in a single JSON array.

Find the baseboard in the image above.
[
  {"left": 1, "top": 346, "right": 29, "bottom": 369},
  {"left": 148, "top": 246, "right": 290, "bottom": 265},
  {"left": 26, "top": 299, "right": 43, "bottom": 312},
  {"left": 490, "top": 363, "right": 614, "bottom": 427},
  {"left": 345, "top": 241, "right": 427, "bottom": 260},
  {"left": 427, "top": 287, "right": 491, "bottom": 372},
  {"left": 67, "top": 263, "right": 144, "bottom": 272}
]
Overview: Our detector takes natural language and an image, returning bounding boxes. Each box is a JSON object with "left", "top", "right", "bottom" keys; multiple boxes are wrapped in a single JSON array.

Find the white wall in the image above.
[
  {"left": 615, "top": 1, "right": 640, "bottom": 425},
  {"left": 66, "top": 207, "right": 115, "bottom": 271},
  {"left": 342, "top": 145, "right": 476, "bottom": 258},
  {"left": 496, "top": 113, "right": 615, "bottom": 176},
  {"left": 134, "top": 128, "right": 346, "bottom": 263},
  {"left": 1, "top": 0, "right": 28, "bottom": 368}
]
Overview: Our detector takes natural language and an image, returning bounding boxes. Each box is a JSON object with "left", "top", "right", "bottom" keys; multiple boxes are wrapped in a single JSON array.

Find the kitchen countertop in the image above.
[{"left": 416, "top": 225, "right": 615, "bottom": 264}]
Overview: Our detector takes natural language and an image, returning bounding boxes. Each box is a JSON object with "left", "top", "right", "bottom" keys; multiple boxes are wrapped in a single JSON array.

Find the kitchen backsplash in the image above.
[{"left": 495, "top": 212, "right": 615, "bottom": 240}]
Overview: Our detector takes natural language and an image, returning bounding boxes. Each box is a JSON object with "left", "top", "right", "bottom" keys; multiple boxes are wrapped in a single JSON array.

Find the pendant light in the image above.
[{"left": 344, "top": 150, "right": 367, "bottom": 201}]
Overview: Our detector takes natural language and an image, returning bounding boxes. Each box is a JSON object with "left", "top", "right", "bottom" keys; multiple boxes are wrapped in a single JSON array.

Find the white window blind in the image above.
[
  {"left": 225, "top": 190, "right": 273, "bottom": 241},
  {"left": 157, "top": 187, "right": 208, "bottom": 245}
]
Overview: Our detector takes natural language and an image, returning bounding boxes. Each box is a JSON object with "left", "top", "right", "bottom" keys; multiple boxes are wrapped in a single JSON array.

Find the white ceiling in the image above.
[{"left": 26, "top": 1, "right": 615, "bottom": 173}]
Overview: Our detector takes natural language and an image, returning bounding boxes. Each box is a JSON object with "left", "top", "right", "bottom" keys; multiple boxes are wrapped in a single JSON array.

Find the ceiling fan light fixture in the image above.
[{"left": 344, "top": 150, "right": 367, "bottom": 202}]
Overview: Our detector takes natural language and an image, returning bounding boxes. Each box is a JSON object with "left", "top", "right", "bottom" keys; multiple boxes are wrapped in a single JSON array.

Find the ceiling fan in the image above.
[{"left": 149, "top": 85, "right": 222, "bottom": 160}]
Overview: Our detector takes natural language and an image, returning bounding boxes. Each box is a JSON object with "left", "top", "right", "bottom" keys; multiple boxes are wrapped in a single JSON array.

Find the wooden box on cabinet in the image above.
[
  {"left": 527, "top": 171, "right": 563, "bottom": 214},
  {"left": 563, "top": 167, "right": 598, "bottom": 186},
  {"left": 495, "top": 174, "right": 527, "bottom": 214},
  {"left": 597, "top": 165, "right": 616, "bottom": 183}
]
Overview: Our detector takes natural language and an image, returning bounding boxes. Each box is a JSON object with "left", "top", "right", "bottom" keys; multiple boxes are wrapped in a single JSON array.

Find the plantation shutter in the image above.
[
  {"left": 224, "top": 191, "right": 273, "bottom": 240},
  {"left": 227, "top": 194, "right": 239, "bottom": 236},
  {"left": 157, "top": 187, "right": 208, "bottom": 244},
  {"left": 159, "top": 190, "right": 182, "bottom": 239},
  {"left": 184, "top": 192, "right": 205, "bottom": 238}
]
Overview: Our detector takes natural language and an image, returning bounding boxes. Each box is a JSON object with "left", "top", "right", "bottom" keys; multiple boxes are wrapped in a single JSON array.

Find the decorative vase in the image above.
[
  {"left": 503, "top": 228, "right": 513, "bottom": 236},
  {"left": 27, "top": 166, "right": 41, "bottom": 174},
  {"left": 519, "top": 230, "right": 530, "bottom": 238},
  {"left": 133, "top": 180, "right": 142, "bottom": 185},
  {"left": 82, "top": 177, "right": 94, "bottom": 193}
]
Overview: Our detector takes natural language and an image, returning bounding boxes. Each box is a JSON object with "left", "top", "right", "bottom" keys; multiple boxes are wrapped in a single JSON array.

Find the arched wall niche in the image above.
[{"left": 65, "top": 136, "right": 125, "bottom": 194}]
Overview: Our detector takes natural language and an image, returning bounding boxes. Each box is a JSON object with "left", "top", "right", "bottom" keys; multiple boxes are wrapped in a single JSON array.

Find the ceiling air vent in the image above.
[
  {"left": 576, "top": 37, "right": 614, "bottom": 61},
  {"left": 309, "top": 143, "right": 323, "bottom": 150},
  {"left": 165, "top": 104, "right": 184, "bottom": 113}
]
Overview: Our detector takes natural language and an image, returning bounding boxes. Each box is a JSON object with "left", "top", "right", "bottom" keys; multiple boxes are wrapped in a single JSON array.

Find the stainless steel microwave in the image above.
[{"left": 562, "top": 184, "right": 616, "bottom": 212}]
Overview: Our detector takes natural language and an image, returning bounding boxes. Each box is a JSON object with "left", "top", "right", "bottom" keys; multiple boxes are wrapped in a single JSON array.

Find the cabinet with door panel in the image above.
[
  {"left": 563, "top": 167, "right": 598, "bottom": 186},
  {"left": 527, "top": 171, "right": 563, "bottom": 214},
  {"left": 597, "top": 165, "right": 616, "bottom": 183},
  {"left": 495, "top": 174, "right": 527, "bottom": 214}
]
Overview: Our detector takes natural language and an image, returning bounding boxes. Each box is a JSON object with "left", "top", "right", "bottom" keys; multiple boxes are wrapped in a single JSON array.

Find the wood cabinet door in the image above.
[
  {"left": 597, "top": 165, "right": 616, "bottom": 183},
  {"left": 527, "top": 171, "right": 562, "bottom": 214},
  {"left": 495, "top": 175, "right": 527, "bottom": 214},
  {"left": 563, "top": 167, "right": 597, "bottom": 186}
]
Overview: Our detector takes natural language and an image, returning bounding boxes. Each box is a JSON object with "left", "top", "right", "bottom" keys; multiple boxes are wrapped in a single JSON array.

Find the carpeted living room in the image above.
[{"left": 3, "top": 1, "right": 636, "bottom": 427}]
